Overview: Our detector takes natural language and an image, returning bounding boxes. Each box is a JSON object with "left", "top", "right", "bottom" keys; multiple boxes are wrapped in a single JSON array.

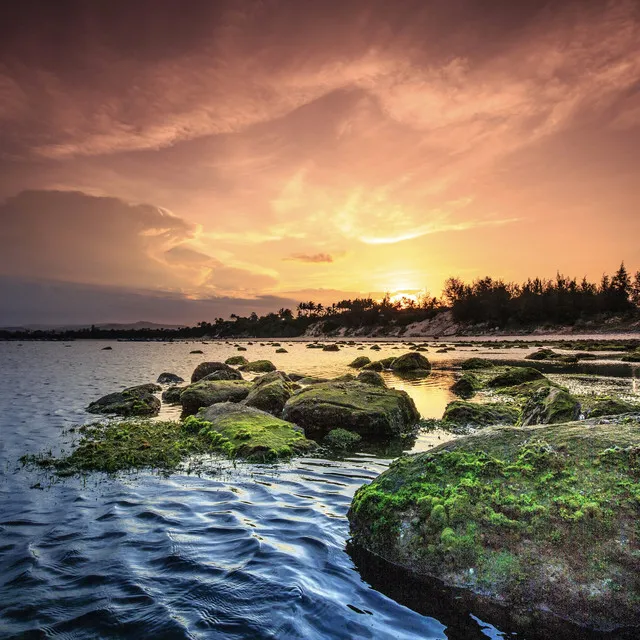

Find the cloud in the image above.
[{"left": 284, "top": 253, "right": 334, "bottom": 263}]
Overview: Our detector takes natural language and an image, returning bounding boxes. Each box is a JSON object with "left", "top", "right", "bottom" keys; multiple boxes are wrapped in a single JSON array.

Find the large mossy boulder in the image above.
[
  {"left": 225, "top": 355, "right": 249, "bottom": 366},
  {"left": 390, "top": 352, "right": 431, "bottom": 374},
  {"left": 180, "top": 380, "right": 253, "bottom": 416},
  {"left": 243, "top": 371, "right": 294, "bottom": 416},
  {"left": 282, "top": 381, "right": 420, "bottom": 439},
  {"left": 191, "top": 361, "right": 238, "bottom": 383},
  {"left": 520, "top": 386, "right": 581, "bottom": 426},
  {"left": 348, "top": 420, "right": 640, "bottom": 631},
  {"left": 349, "top": 356, "right": 371, "bottom": 368},
  {"left": 240, "top": 360, "right": 277, "bottom": 373},
  {"left": 442, "top": 400, "right": 520, "bottom": 429},
  {"left": 197, "top": 403, "right": 316, "bottom": 462},
  {"left": 460, "top": 358, "right": 494, "bottom": 371},
  {"left": 87, "top": 383, "right": 161, "bottom": 417},
  {"left": 200, "top": 368, "right": 243, "bottom": 382},
  {"left": 488, "top": 367, "right": 544, "bottom": 388}
]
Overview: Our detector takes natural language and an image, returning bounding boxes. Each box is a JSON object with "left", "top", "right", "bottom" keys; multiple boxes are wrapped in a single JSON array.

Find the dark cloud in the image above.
[{"left": 285, "top": 253, "right": 334, "bottom": 263}]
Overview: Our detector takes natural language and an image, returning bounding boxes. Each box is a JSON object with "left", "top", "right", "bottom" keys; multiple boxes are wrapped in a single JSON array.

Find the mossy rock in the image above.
[
  {"left": 450, "top": 373, "right": 480, "bottom": 399},
  {"left": 198, "top": 403, "right": 316, "bottom": 462},
  {"left": 525, "top": 348, "right": 559, "bottom": 361},
  {"left": 298, "top": 376, "right": 330, "bottom": 385},
  {"left": 243, "top": 372, "right": 294, "bottom": 416},
  {"left": 200, "top": 369, "right": 243, "bottom": 382},
  {"left": 378, "top": 357, "right": 397, "bottom": 369},
  {"left": 275, "top": 348, "right": 288, "bottom": 353},
  {"left": 357, "top": 371, "right": 387, "bottom": 387},
  {"left": 190, "top": 349, "right": 204, "bottom": 354},
  {"left": 323, "top": 344, "right": 340, "bottom": 352},
  {"left": 488, "top": 367, "right": 544, "bottom": 388},
  {"left": 86, "top": 383, "right": 161, "bottom": 417},
  {"left": 225, "top": 355, "right": 249, "bottom": 366},
  {"left": 442, "top": 400, "right": 520, "bottom": 429},
  {"left": 157, "top": 372, "right": 184, "bottom": 384},
  {"left": 180, "top": 380, "right": 253, "bottom": 416},
  {"left": 349, "top": 356, "right": 371, "bottom": 368},
  {"left": 391, "top": 352, "right": 431, "bottom": 373},
  {"left": 370, "top": 345, "right": 381, "bottom": 351},
  {"left": 307, "top": 343, "right": 324, "bottom": 349},
  {"left": 282, "top": 381, "right": 420, "bottom": 439},
  {"left": 348, "top": 419, "right": 640, "bottom": 630},
  {"left": 162, "top": 385, "right": 185, "bottom": 404},
  {"left": 460, "top": 358, "right": 494, "bottom": 370},
  {"left": 362, "top": 360, "right": 384, "bottom": 371},
  {"left": 191, "top": 361, "right": 238, "bottom": 383},
  {"left": 236, "top": 346, "right": 247, "bottom": 351},
  {"left": 587, "top": 397, "right": 638, "bottom": 419},
  {"left": 240, "top": 360, "right": 277, "bottom": 373},
  {"left": 520, "top": 387, "right": 581, "bottom": 426},
  {"left": 323, "top": 428, "right": 362, "bottom": 451}
]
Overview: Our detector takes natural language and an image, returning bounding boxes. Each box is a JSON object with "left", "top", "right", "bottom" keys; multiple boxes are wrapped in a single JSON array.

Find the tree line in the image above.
[{"left": 2, "top": 263, "right": 639, "bottom": 340}]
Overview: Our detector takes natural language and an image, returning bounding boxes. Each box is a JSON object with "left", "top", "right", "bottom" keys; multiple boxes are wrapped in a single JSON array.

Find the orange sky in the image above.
[{"left": 0, "top": 0, "right": 639, "bottom": 324}]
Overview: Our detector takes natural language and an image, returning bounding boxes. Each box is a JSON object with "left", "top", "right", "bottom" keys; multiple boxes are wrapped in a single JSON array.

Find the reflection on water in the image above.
[{"left": 0, "top": 339, "right": 637, "bottom": 639}]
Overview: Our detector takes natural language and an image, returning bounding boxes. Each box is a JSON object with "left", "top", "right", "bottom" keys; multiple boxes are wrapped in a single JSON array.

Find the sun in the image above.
[{"left": 389, "top": 292, "right": 419, "bottom": 306}]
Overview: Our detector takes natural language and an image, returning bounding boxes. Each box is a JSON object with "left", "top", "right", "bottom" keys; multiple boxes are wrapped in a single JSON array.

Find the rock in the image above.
[
  {"left": 488, "top": 367, "right": 544, "bottom": 388},
  {"left": 287, "top": 373, "right": 306, "bottom": 382},
  {"left": 525, "top": 348, "right": 559, "bottom": 360},
  {"left": 333, "top": 373, "right": 357, "bottom": 382},
  {"left": 157, "top": 372, "right": 184, "bottom": 384},
  {"left": 282, "top": 381, "right": 420, "bottom": 439},
  {"left": 370, "top": 345, "right": 381, "bottom": 351},
  {"left": 520, "top": 387, "right": 581, "bottom": 426},
  {"left": 307, "top": 343, "right": 324, "bottom": 349},
  {"left": 390, "top": 352, "right": 431, "bottom": 373},
  {"left": 298, "top": 376, "right": 330, "bottom": 385},
  {"left": 243, "top": 372, "right": 294, "bottom": 416},
  {"left": 323, "top": 428, "right": 362, "bottom": 450},
  {"left": 162, "top": 386, "right": 185, "bottom": 404},
  {"left": 323, "top": 344, "right": 340, "bottom": 351},
  {"left": 349, "top": 356, "right": 371, "bottom": 369},
  {"left": 101, "top": 346, "right": 113, "bottom": 350},
  {"left": 237, "top": 346, "right": 247, "bottom": 351},
  {"left": 379, "top": 357, "right": 397, "bottom": 369},
  {"left": 587, "top": 397, "right": 638, "bottom": 418},
  {"left": 362, "top": 360, "right": 384, "bottom": 371},
  {"left": 275, "top": 348, "right": 288, "bottom": 353},
  {"left": 442, "top": 400, "right": 520, "bottom": 429},
  {"left": 225, "top": 355, "right": 249, "bottom": 366},
  {"left": 450, "top": 373, "right": 479, "bottom": 399},
  {"left": 180, "top": 380, "right": 253, "bottom": 416},
  {"left": 460, "top": 358, "right": 494, "bottom": 370},
  {"left": 357, "top": 371, "right": 387, "bottom": 387},
  {"left": 240, "top": 360, "right": 277, "bottom": 373},
  {"left": 197, "top": 403, "right": 316, "bottom": 461},
  {"left": 200, "top": 369, "right": 243, "bottom": 382},
  {"left": 190, "top": 349, "right": 204, "bottom": 354},
  {"left": 87, "top": 383, "right": 161, "bottom": 417},
  {"left": 348, "top": 420, "right": 640, "bottom": 631},
  {"left": 191, "top": 361, "right": 238, "bottom": 383}
]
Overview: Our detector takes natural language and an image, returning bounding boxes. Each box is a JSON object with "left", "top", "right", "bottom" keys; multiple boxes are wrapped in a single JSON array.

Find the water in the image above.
[{"left": 0, "top": 340, "right": 638, "bottom": 639}]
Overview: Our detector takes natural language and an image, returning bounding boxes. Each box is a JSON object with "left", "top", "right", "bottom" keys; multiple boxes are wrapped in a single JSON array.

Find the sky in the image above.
[{"left": 0, "top": 0, "right": 639, "bottom": 325}]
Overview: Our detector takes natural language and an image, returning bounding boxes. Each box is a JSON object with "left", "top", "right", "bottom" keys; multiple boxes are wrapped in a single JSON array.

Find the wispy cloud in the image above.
[{"left": 284, "top": 253, "right": 334, "bottom": 263}]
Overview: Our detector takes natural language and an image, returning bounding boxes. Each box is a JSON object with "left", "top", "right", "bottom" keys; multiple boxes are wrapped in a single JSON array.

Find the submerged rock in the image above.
[
  {"left": 197, "top": 403, "right": 316, "bottom": 461},
  {"left": 180, "top": 380, "right": 253, "bottom": 416},
  {"left": 282, "top": 381, "right": 420, "bottom": 439},
  {"left": 240, "top": 360, "right": 277, "bottom": 373},
  {"left": 86, "top": 383, "right": 161, "bottom": 417},
  {"left": 520, "top": 386, "right": 581, "bottom": 426},
  {"left": 191, "top": 361, "right": 238, "bottom": 383},
  {"left": 348, "top": 420, "right": 640, "bottom": 631},
  {"left": 157, "top": 372, "right": 184, "bottom": 384},
  {"left": 323, "top": 428, "right": 362, "bottom": 451}
]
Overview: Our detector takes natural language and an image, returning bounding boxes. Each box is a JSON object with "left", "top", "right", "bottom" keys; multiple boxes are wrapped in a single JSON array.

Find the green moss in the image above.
[
  {"left": 323, "top": 428, "right": 362, "bottom": 450},
  {"left": 225, "top": 355, "right": 249, "bottom": 365},
  {"left": 348, "top": 420, "right": 640, "bottom": 627},
  {"left": 240, "top": 360, "right": 277, "bottom": 373},
  {"left": 349, "top": 356, "right": 372, "bottom": 368},
  {"left": 587, "top": 396, "right": 638, "bottom": 418},
  {"left": 450, "top": 373, "right": 480, "bottom": 399}
]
